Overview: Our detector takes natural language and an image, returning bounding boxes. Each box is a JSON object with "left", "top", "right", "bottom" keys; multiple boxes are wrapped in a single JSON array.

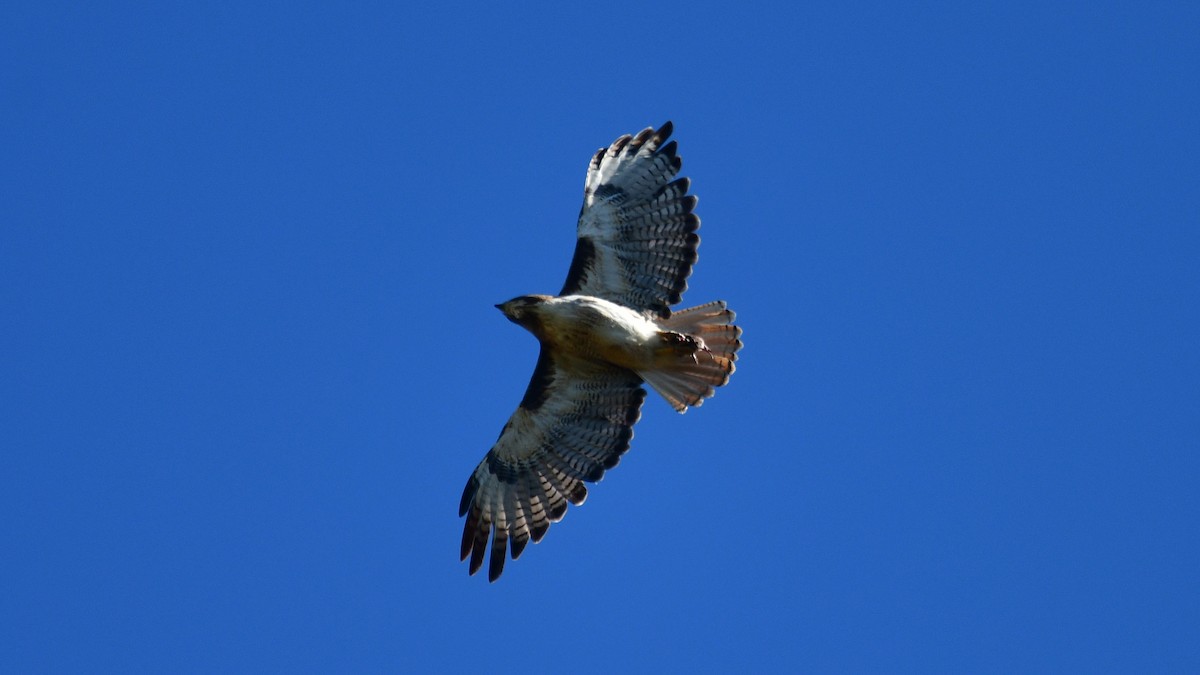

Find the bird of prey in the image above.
[{"left": 459, "top": 122, "right": 742, "bottom": 581}]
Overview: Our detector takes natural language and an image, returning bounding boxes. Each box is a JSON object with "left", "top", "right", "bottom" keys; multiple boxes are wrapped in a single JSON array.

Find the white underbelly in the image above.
[{"left": 540, "top": 295, "right": 660, "bottom": 368}]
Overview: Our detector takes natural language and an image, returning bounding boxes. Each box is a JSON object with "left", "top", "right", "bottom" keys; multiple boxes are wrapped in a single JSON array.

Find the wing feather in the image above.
[
  {"left": 459, "top": 349, "right": 646, "bottom": 581},
  {"left": 561, "top": 121, "right": 700, "bottom": 317}
]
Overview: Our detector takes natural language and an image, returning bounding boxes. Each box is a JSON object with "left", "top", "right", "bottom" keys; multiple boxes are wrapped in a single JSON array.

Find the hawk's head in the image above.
[{"left": 495, "top": 295, "right": 550, "bottom": 330}]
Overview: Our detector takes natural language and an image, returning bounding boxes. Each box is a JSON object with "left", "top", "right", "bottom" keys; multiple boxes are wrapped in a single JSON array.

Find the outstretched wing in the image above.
[
  {"left": 560, "top": 121, "right": 700, "bottom": 318},
  {"left": 459, "top": 350, "right": 646, "bottom": 582}
]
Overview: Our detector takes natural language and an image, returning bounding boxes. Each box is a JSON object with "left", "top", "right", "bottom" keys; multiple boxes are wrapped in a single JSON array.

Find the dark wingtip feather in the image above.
[
  {"left": 458, "top": 475, "right": 478, "bottom": 517},
  {"left": 488, "top": 535, "right": 507, "bottom": 582},
  {"left": 468, "top": 524, "right": 487, "bottom": 574},
  {"left": 459, "top": 514, "right": 475, "bottom": 562},
  {"left": 657, "top": 120, "right": 674, "bottom": 141},
  {"left": 609, "top": 134, "right": 633, "bottom": 156},
  {"left": 531, "top": 519, "right": 550, "bottom": 542},
  {"left": 568, "top": 482, "right": 588, "bottom": 505},
  {"left": 657, "top": 177, "right": 692, "bottom": 202},
  {"left": 510, "top": 535, "right": 529, "bottom": 560},
  {"left": 629, "top": 126, "right": 655, "bottom": 154}
]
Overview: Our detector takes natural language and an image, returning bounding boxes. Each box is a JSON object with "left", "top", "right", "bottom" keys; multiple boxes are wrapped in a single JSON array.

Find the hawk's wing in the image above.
[
  {"left": 459, "top": 350, "right": 645, "bottom": 581},
  {"left": 560, "top": 121, "right": 700, "bottom": 318}
]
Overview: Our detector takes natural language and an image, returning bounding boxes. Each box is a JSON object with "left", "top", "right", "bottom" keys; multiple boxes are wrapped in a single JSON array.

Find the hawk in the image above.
[{"left": 459, "top": 122, "right": 742, "bottom": 581}]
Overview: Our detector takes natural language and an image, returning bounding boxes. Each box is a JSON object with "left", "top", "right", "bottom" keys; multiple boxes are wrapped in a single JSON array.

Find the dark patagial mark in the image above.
[
  {"left": 518, "top": 348, "right": 557, "bottom": 411},
  {"left": 559, "top": 236, "right": 596, "bottom": 296}
]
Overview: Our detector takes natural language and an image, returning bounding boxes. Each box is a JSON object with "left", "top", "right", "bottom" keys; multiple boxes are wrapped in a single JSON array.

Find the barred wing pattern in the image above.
[
  {"left": 560, "top": 121, "right": 700, "bottom": 318},
  {"left": 459, "top": 350, "right": 646, "bottom": 582}
]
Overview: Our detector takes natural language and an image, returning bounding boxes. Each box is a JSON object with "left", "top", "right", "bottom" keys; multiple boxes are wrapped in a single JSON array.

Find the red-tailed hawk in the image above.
[{"left": 459, "top": 122, "right": 742, "bottom": 581}]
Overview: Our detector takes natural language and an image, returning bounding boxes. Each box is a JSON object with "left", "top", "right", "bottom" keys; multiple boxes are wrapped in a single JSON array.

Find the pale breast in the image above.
[{"left": 538, "top": 296, "right": 660, "bottom": 369}]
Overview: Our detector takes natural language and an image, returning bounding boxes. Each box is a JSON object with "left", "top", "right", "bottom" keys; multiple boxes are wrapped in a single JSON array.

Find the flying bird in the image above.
[{"left": 459, "top": 122, "right": 742, "bottom": 581}]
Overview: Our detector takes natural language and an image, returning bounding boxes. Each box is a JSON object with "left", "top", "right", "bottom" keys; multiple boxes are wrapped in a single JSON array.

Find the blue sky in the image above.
[{"left": 3, "top": 2, "right": 1198, "bottom": 672}]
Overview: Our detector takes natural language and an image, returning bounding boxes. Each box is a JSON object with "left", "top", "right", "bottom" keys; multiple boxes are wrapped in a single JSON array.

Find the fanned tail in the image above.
[{"left": 639, "top": 301, "right": 742, "bottom": 413}]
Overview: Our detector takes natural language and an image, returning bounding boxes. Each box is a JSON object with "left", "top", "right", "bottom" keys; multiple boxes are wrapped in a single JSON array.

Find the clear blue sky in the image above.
[{"left": 3, "top": 2, "right": 1198, "bottom": 672}]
